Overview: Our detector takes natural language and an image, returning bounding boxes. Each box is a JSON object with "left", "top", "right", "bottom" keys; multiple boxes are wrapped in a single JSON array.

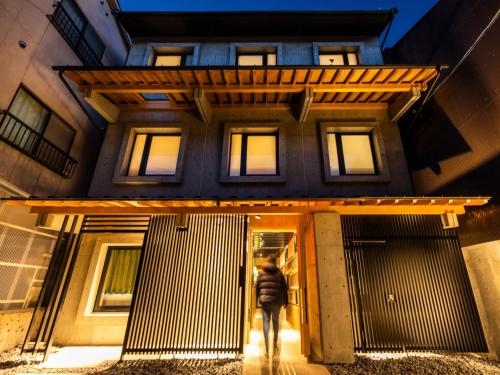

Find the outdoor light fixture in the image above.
[{"left": 255, "top": 215, "right": 262, "bottom": 220}]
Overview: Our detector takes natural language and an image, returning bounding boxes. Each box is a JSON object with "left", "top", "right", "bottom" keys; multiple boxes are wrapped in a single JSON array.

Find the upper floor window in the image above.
[
  {"left": 327, "top": 133, "right": 376, "bottom": 176},
  {"left": 128, "top": 133, "right": 181, "bottom": 176},
  {"left": 221, "top": 124, "right": 286, "bottom": 183},
  {"left": 49, "top": 0, "right": 105, "bottom": 66},
  {"left": 236, "top": 45, "right": 278, "bottom": 66},
  {"left": 154, "top": 54, "right": 192, "bottom": 67},
  {"left": 0, "top": 87, "right": 77, "bottom": 178},
  {"left": 94, "top": 246, "right": 141, "bottom": 312},
  {"left": 318, "top": 52, "right": 358, "bottom": 66},
  {"left": 229, "top": 132, "right": 279, "bottom": 176}
]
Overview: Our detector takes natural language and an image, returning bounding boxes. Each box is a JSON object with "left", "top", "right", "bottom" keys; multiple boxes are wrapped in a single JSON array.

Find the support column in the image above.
[{"left": 313, "top": 212, "right": 354, "bottom": 363}]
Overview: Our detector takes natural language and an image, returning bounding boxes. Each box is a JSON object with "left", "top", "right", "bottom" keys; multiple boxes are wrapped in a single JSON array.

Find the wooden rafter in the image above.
[{"left": 61, "top": 66, "right": 438, "bottom": 113}]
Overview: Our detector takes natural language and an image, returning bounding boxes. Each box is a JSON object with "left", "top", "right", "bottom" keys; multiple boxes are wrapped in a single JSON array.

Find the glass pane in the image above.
[
  {"left": 145, "top": 135, "right": 181, "bottom": 175},
  {"left": 61, "top": 0, "right": 85, "bottom": 31},
  {"left": 347, "top": 52, "right": 358, "bottom": 66},
  {"left": 83, "top": 24, "right": 105, "bottom": 58},
  {"left": 141, "top": 93, "right": 168, "bottom": 101},
  {"left": 341, "top": 134, "right": 375, "bottom": 174},
  {"left": 246, "top": 135, "right": 277, "bottom": 175},
  {"left": 96, "top": 248, "right": 140, "bottom": 310},
  {"left": 327, "top": 133, "right": 340, "bottom": 176},
  {"left": 238, "top": 55, "right": 264, "bottom": 66},
  {"left": 43, "top": 115, "right": 75, "bottom": 153},
  {"left": 9, "top": 88, "right": 50, "bottom": 133},
  {"left": 319, "top": 54, "right": 345, "bottom": 65},
  {"left": 128, "top": 134, "right": 147, "bottom": 176},
  {"left": 229, "top": 134, "right": 242, "bottom": 176},
  {"left": 267, "top": 53, "right": 277, "bottom": 65},
  {"left": 155, "top": 55, "right": 183, "bottom": 66}
]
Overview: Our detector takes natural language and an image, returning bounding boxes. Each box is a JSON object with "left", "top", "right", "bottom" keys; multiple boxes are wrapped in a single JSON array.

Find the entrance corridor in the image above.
[{"left": 243, "top": 310, "right": 329, "bottom": 375}]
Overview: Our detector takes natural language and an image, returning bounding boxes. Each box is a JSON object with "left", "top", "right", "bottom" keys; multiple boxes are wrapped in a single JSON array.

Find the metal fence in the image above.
[
  {"left": 342, "top": 215, "right": 487, "bottom": 352},
  {"left": 122, "top": 214, "right": 247, "bottom": 357}
]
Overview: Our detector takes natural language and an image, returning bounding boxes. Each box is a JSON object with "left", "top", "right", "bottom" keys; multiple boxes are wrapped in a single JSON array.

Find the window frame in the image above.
[
  {"left": 221, "top": 123, "right": 286, "bottom": 183},
  {"left": 230, "top": 132, "right": 280, "bottom": 176},
  {"left": 93, "top": 246, "right": 142, "bottom": 313},
  {"left": 318, "top": 51, "right": 358, "bottom": 66},
  {"left": 113, "top": 123, "right": 188, "bottom": 185},
  {"left": 153, "top": 53, "right": 189, "bottom": 67},
  {"left": 1, "top": 85, "right": 76, "bottom": 157},
  {"left": 236, "top": 52, "right": 277, "bottom": 67},
  {"left": 230, "top": 43, "right": 283, "bottom": 66},
  {"left": 127, "top": 133, "right": 182, "bottom": 177},
  {"left": 320, "top": 121, "right": 391, "bottom": 183},
  {"left": 326, "top": 132, "right": 377, "bottom": 176},
  {"left": 313, "top": 43, "right": 364, "bottom": 66}
]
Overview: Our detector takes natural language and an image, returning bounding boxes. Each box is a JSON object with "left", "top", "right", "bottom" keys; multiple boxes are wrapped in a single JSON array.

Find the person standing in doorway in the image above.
[{"left": 256, "top": 255, "right": 288, "bottom": 357}]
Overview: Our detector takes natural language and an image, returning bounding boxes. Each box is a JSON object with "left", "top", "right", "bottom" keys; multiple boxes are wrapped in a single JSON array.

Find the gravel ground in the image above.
[
  {"left": 327, "top": 353, "right": 500, "bottom": 375},
  {"left": 0, "top": 349, "right": 242, "bottom": 375}
]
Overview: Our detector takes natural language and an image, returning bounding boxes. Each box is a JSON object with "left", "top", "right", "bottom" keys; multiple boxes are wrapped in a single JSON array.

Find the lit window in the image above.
[
  {"left": 319, "top": 52, "right": 358, "bottom": 66},
  {"left": 94, "top": 247, "right": 141, "bottom": 312},
  {"left": 127, "top": 133, "right": 181, "bottom": 176},
  {"left": 237, "top": 53, "right": 277, "bottom": 66},
  {"left": 154, "top": 54, "right": 190, "bottom": 66},
  {"left": 327, "top": 133, "right": 376, "bottom": 175},
  {"left": 229, "top": 133, "right": 278, "bottom": 176}
]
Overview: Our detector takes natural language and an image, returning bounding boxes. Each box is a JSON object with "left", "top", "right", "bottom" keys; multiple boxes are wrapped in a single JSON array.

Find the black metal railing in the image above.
[
  {"left": 48, "top": 3, "right": 104, "bottom": 66},
  {"left": 0, "top": 112, "right": 77, "bottom": 178}
]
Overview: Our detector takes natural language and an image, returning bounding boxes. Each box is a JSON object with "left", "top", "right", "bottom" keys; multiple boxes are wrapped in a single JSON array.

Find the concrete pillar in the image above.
[
  {"left": 313, "top": 212, "right": 355, "bottom": 363},
  {"left": 462, "top": 240, "right": 500, "bottom": 360}
]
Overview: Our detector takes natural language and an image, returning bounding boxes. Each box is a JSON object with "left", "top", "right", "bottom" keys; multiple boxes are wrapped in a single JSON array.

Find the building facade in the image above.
[
  {"left": 1, "top": 9, "right": 496, "bottom": 363},
  {"left": 0, "top": 0, "right": 128, "bottom": 352}
]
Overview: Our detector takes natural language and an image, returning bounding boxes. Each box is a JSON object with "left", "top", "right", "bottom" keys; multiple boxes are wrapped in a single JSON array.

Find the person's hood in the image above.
[{"left": 262, "top": 262, "right": 279, "bottom": 273}]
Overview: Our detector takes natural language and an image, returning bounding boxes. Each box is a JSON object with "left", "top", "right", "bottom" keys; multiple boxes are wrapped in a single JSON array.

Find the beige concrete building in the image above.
[{"left": 0, "top": 0, "right": 128, "bottom": 352}]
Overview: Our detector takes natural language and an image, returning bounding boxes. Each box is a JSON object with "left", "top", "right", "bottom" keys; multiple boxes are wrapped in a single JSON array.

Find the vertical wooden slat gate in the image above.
[
  {"left": 342, "top": 215, "right": 487, "bottom": 352},
  {"left": 122, "top": 214, "right": 247, "bottom": 357}
]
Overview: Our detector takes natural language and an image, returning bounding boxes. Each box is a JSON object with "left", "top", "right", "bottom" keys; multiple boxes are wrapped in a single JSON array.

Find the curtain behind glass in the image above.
[
  {"left": 103, "top": 248, "right": 140, "bottom": 295},
  {"left": 9, "top": 88, "right": 49, "bottom": 133}
]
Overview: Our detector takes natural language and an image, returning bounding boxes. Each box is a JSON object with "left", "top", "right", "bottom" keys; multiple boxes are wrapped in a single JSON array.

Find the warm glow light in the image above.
[
  {"left": 362, "top": 352, "right": 443, "bottom": 361},
  {"left": 38, "top": 346, "right": 121, "bottom": 368}
]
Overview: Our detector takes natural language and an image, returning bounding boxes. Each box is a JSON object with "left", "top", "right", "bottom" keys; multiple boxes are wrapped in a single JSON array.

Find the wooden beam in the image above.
[
  {"left": 85, "top": 83, "right": 418, "bottom": 94},
  {"left": 83, "top": 88, "right": 120, "bottom": 122},
  {"left": 296, "top": 87, "right": 314, "bottom": 123},
  {"left": 194, "top": 88, "right": 212, "bottom": 124},
  {"left": 388, "top": 85, "right": 421, "bottom": 122}
]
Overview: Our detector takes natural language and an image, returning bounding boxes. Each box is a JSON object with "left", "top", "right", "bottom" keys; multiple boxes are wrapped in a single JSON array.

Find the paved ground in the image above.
[{"left": 327, "top": 353, "right": 500, "bottom": 375}]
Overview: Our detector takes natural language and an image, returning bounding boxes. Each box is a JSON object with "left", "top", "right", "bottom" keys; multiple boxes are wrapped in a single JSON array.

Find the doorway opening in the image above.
[{"left": 245, "top": 228, "right": 304, "bottom": 362}]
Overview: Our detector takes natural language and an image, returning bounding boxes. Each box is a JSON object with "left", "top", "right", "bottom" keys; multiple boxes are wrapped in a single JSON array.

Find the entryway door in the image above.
[
  {"left": 122, "top": 214, "right": 247, "bottom": 357},
  {"left": 342, "top": 215, "right": 487, "bottom": 352}
]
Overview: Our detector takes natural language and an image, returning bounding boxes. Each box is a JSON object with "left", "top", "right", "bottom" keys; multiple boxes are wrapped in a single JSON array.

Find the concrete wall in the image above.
[
  {"left": 0, "top": 0, "right": 127, "bottom": 197},
  {"left": 54, "top": 232, "right": 144, "bottom": 346},
  {"left": 462, "top": 240, "right": 500, "bottom": 359},
  {"left": 89, "top": 108, "right": 412, "bottom": 198},
  {"left": 0, "top": 309, "right": 33, "bottom": 352},
  {"left": 126, "top": 37, "right": 384, "bottom": 66},
  {"left": 313, "top": 212, "right": 354, "bottom": 363}
]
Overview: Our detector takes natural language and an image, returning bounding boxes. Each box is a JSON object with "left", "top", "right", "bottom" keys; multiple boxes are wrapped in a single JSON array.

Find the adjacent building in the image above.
[
  {"left": 0, "top": 0, "right": 128, "bottom": 352},
  {"left": 0, "top": 7, "right": 496, "bottom": 363}
]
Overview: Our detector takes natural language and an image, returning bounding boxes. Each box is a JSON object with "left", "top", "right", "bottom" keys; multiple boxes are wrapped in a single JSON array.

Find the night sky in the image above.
[{"left": 118, "top": 0, "right": 439, "bottom": 48}]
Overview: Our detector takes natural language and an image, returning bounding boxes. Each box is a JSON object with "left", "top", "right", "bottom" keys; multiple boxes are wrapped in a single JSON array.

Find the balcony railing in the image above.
[
  {"left": 0, "top": 112, "right": 77, "bottom": 178},
  {"left": 48, "top": 3, "right": 104, "bottom": 66}
]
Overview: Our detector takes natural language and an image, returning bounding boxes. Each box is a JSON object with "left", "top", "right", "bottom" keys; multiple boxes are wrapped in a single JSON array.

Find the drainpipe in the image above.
[{"left": 381, "top": 8, "right": 398, "bottom": 51}]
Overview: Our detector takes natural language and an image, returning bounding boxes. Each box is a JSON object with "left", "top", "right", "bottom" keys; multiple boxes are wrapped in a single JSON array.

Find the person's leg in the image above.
[
  {"left": 261, "top": 304, "right": 271, "bottom": 355},
  {"left": 271, "top": 304, "right": 281, "bottom": 347}
]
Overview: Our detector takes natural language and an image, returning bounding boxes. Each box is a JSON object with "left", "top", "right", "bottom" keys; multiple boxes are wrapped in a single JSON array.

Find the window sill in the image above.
[
  {"left": 112, "top": 175, "right": 181, "bottom": 185},
  {"left": 220, "top": 175, "right": 286, "bottom": 183},
  {"left": 324, "top": 174, "right": 390, "bottom": 183}
]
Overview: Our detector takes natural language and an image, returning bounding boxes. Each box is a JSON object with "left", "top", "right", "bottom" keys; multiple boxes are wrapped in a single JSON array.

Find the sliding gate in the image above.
[
  {"left": 342, "top": 215, "right": 487, "bottom": 352},
  {"left": 122, "top": 214, "right": 247, "bottom": 357}
]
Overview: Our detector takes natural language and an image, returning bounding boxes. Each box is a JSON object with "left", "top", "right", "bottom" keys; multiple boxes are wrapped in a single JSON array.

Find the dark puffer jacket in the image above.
[{"left": 256, "top": 262, "right": 288, "bottom": 306}]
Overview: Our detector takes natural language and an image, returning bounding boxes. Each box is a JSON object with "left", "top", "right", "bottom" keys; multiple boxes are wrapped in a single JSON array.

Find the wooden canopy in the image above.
[
  {"left": 4, "top": 196, "right": 488, "bottom": 215},
  {"left": 59, "top": 65, "right": 438, "bottom": 123}
]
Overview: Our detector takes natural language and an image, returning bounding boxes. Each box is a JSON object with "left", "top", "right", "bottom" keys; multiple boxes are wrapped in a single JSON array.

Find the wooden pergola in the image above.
[
  {"left": 58, "top": 65, "right": 438, "bottom": 124},
  {"left": 4, "top": 196, "right": 488, "bottom": 215}
]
